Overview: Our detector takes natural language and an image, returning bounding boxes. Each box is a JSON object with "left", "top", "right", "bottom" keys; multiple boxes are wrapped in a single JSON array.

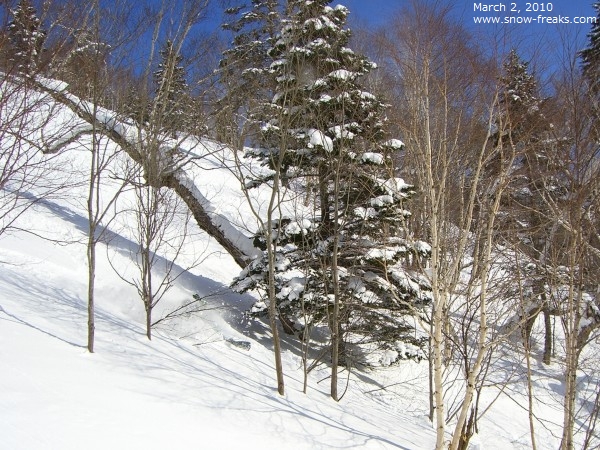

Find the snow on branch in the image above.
[{"left": 31, "top": 76, "right": 257, "bottom": 267}]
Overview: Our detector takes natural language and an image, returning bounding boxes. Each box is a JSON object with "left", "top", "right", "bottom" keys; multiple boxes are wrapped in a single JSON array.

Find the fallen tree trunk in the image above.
[{"left": 33, "top": 78, "right": 253, "bottom": 268}]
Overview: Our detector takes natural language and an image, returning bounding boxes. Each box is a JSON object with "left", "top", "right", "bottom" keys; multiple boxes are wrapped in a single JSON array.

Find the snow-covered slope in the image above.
[
  {"left": 0, "top": 179, "right": 436, "bottom": 449},
  {"left": 0, "top": 82, "right": 582, "bottom": 450}
]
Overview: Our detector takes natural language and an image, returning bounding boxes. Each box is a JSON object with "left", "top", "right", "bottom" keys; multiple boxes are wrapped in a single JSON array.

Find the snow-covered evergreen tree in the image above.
[
  {"left": 580, "top": 2, "right": 600, "bottom": 143},
  {"left": 217, "top": 0, "right": 280, "bottom": 144},
  {"left": 490, "top": 49, "right": 567, "bottom": 363},
  {"left": 233, "top": 0, "right": 431, "bottom": 366},
  {"left": 494, "top": 49, "right": 541, "bottom": 147},
  {"left": 485, "top": 50, "right": 547, "bottom": 192},
  {"left": 580, "top": 2, "right": 600, "bottom": 97},
  {"left": 8, "top": 0, "right": 46, "bottom": 75},
  {"left": 153, "top": 40, "right": 189, "bottom": 136}
]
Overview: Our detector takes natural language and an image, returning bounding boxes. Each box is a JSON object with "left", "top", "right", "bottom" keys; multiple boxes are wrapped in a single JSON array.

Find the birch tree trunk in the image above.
[{"left": 266, "top": 182, "right": 285, "bottom": 396}]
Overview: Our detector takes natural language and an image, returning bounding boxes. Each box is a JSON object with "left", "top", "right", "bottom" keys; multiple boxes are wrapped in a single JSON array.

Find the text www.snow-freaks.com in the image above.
[{"left": 473, "top": 15, "right": 596, "bottom": 25}]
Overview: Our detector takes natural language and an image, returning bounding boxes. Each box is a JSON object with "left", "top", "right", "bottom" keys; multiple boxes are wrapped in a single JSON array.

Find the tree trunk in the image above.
[
  {"left": 301, "top": 324, "right": 311, "bottom": 394},
  {"left": 456, "top": 408, "right": 476, "bottom": 450},
  {"left": 146, "top": 303, "right": 152, "bottom": 340},
  {"left": 35, "top": 81, "right": 254, "bottom": 269},
  {"left": 449, "top": 355, "right": 485, "bottom": 450},
  {"left": 430, "top": 226, "right": 447, "bottom": 449},
  {"left": 87, "top": 236, "right": 95, "bottom": 353},
  {"left": 523, "top": 308, "right": 540, "bottom": 346},
  {"left": 86, "top": 113, "right": 98, "bottom": 354},
  {"left": 560, "top": 238, "right": 584, "bottom": 450},
  {"left": 561, "top": 340, "right": 578, "bottom": 450},
  {"left": 449, "top": 188, "right": 499, "bottom": 450},
  {"left": 542, "top": 305, "right": 552, "bottom": 365},
  {"left": 428, "top": 332, "right": 434, "bottom": 422},
  {"left": 266, "top": 233, "right": 285, "bottom": 396},
  {"left": 330, "top": 218, "right": 341, "bottom": 401},
  {"left": 164, "top": 175, "right": 251, "bottom": 268},
  {"left": 329, "top": 157, "right": 343, "bottom": 402},
  {"left": 433, "top": 290, "right": 446, "bottom": 449},
  {"left": 264, "top": 162, "right": 285, "bottom": 396},
  {"left": 330, "top": 309, "right": 339, "bottom": 401}
]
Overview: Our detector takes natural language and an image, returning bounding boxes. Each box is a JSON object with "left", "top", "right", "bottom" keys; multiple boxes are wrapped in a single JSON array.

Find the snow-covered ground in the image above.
[
  {"left": 0, "top": 174, "right": 436, "bottom": 449},
  {"left": 0, "top": 87, "right": 583, "bottom": 450}
]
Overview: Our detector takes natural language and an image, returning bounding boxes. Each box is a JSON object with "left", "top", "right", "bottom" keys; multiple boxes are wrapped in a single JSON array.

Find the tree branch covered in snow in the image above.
[{"left": 31, "top": 76, "right": 256, "bottom": 267}]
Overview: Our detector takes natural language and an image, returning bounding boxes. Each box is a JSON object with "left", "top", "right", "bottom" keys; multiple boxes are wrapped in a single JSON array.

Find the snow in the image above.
[
  {"left": 328, "top": 69, "right": 355, "bottom": 81},
  {"left": 382, "top": 177, "right": 412, "bottom": 196},
  {"left": 284, "top": 218, "right": 313, "bottom": 236},
  {"left": 318, "top": 93, "right": 332, "bottom": 102},
  {"left": 413, "top": 240, "right": 432, "bottom": 255},
  {"left": 277, "top": 273, "right": 305, "bottom": 301},
  {"left": 38, "top": 76, "right": 69, "bottom": 92},
  {"left": 389, "top": 268, "right": 422, "bottom": 298},
  {"left": 305, "top": 18, "right": 324, "bottom": 31},
  {"left": 365, "top": 246, "right": 405, "bottom": 262},
  {"left": 270, "top": 58, "right": 287, "bottom": 69},
  {"left": 289, "top": 46, "right": 311, "bottom": 56},
  {"left": 0, "top": 200, "right": 434, "bottom": 450},
  {"left": 307, "top": 37, "right": 329, "bottom": 49},
  {"left": 0, "top": 144, "right": 438, "bottom": 450},
  {"left": 371, "top": 194, "right": 394, "bottom": 207},
  {"left": 354, "top": 206, "right": 378, "bottom": 219},
  {"left": 385, "top": 139, "right": 405, "bottom": 149},
  {"left": 175, "top": 170, "right": 259, "bottom": 260},
  {"left": 334, "top": 4, "right": 349, "bottom": 15},
  {"left": 360, "top": 91, "right": 377, "bottom": 101},
  {"left": 0, "top": 78, "right": 593, "bottom": 450},
  {"left": 380, "top": 349, "right": 399, "bottom": 366},
  {"left": 361, "top": 152, "right": 384, "bottom": 164},
  {"left": 307, "top": 128, "right": 334, "bottom": 152},
  {"left": 330, "top": 124, "right": 356, "bottom": 140}
]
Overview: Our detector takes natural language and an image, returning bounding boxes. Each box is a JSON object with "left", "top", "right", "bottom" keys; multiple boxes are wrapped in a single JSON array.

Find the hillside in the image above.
[
  {"left": 0, "top": 132, "right": 437, "bottom": 449},
  {"left": 2, "top": 0, "right": 600, "bottom": 446},
  {"left": 0, "top": 77, "right": 589, "bottom": 450}
]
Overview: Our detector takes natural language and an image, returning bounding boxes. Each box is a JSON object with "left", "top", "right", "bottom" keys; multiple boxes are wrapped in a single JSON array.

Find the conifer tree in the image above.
[
  {"left": 580, "top": 2, "right": 600, "bottom": 97},
  {"left": 7, "top": 0, "right": 46, "bottom": 75},
  {"left": 153, "top": 40, "right": 189, "bottom": 136},
  {"left": 491, "top": 49, "right": 565, "bottom": 364},
  {"left": 233, "top": 1, "right": 431, "bottom": 395},
  {"left": 493, "top": 49, "right": 541, "bottom": 150},
  {"left": 580, "top": 1, "right": 600, "bottom": 142},
  {"left": 217, "top": 0, "right": 280, "bottom": 144}
]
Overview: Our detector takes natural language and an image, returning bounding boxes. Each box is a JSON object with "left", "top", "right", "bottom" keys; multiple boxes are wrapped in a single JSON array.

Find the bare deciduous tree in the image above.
[
  {"left": 110, "top": 166, "right": 200, "bottom": 340},
  {"left": 374, "top": 3, "right": 529, "bottom": 448}
]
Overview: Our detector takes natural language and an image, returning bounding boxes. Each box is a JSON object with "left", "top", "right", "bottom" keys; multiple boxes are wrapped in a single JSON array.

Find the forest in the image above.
[{"left": 1, "top": 0, "right": 600, "bottom": 449}]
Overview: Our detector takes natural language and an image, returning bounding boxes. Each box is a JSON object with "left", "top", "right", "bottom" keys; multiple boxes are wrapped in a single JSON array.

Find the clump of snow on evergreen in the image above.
[
  {"left": 365, "top": 247, "right": 402, "bottom": 262},
  {"left": 284, "top": 218, "right": 314, "bottom": 236},
  {"left": 384, "top": 139, "right": 405, "bottom": 149},
  {"left": 307, "top": 128, "right": 333, "bottom": 152},
  {"left": 330, "top": 123, "right": 359, "bottom": 140},
  {"left": 371, "top": 195, "right": 394, "bottom": 207},
  {"left": 382, "top": 177, "right": 413, "bottom": 197},
  {"left": 277, "top": 273, "right": 306, "bottom": 302},
  {"left": 354, "top": 206, "right": 378, "bottom": 219},
  {"left": 361, "top": 152, "right": 384, "bottom": 165},
  {"left": 328, "top": 69, "right": 355, "bottom": 81},
  {"left": 413, "top": 240, "right": 432, "bottom": 256}
]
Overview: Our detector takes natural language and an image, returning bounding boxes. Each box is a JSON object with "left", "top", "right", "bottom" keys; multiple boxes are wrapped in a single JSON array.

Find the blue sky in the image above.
[
  {"left": 337, "top": 0, "right": 597, "bottom": 69},
  {"left": 340, "top": 0, "right": 596, "bottom": 27},
  {"left": 338, "top": 1, "right": 597, "bottom": 40}
]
